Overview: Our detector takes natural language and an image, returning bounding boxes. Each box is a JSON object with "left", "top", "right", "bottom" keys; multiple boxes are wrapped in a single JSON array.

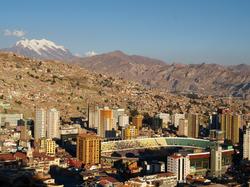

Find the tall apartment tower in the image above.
[
  {"left": 47, "top": 108, "right": 60, "bottom": 139},
  {"left": 77, "top": 133, "right": 101, "bottom": 164},
  {"left": 231, "top": 114, "right": 241, "bottom": 144},
  {"left": 178, "top": 119, "right": 189, "bottom": 137},
  {"left": 243, "top": 124, "right": 250, "bottom": 160},
  {"left": 187, "top": 114, "right": 199, "bottom": 138},
  {"left": 210, "top": 144, "right": 222, "bottom": 177},
  {"left": 35, "top": 108, "right": 46, "bottom": 141},
  {"left": 172, "top": 113, "right": 185, "bottom": 127},
  {"left": 156, "top": 113, "right": 171, "bottom": 128},
  {"left": 113, "top": 108, "right": 125, "bottom": 127},
  {"left": 98, "top": 107, "right": 114, "bottom": 138},
  {"left": 118, "top": 114, "right": 129, "bottom": 128},
  {"left": 220, "top": 112, "right": 241, "bottom": 144},
  {"left": 88, "top": 106, "right": 100, "bottom": 129},
  {"left": 132, "top": 114, "right": 143, "bottom": 130},
  {"left": 211, "top": 112, "right": 220, "bottom": 130},
  {"left": 167, "top": 154, "right": 190, "bottom": 182}
]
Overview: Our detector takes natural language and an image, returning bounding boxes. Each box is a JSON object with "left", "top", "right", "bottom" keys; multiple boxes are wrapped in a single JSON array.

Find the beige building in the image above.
[
  {"left": 0, "top": 113, "right": 23, "bottom": 127},
  {"left": 178, "top": 119, "right": 188, "bottom": 136},
  {"left": 187, "top": 114, "right": 199, "bottom": 138},
  {"left": 77, "top": 133, "right": 101, "bottom": 165},
  {"left": 243, "top": 124, "right": 250, "bottom": 160},
  {"left": 132, "top": 114, "right": 143, "bottom": 130},
  {"left": 45, "top": 139, "right": 56, "bottom": 155},
  {"left": 47, "top": 108, "right": 60, "bottom": 139},
  {"left": 35, "top": 108, "right": 46, "bottom": 141},
  {"left": 220, "top": 113, "right": 241, "bottom": 144}
]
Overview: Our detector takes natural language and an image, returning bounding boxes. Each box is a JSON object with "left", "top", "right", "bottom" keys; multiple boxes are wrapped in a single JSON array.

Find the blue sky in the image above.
[{"left": 0, "top": 0, "right": 249, "bottom": 64}]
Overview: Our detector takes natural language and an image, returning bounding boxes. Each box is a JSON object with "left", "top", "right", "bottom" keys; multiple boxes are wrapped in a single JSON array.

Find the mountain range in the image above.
[{"left": 2, "top": 39, "right": 250, "bottom": 97}]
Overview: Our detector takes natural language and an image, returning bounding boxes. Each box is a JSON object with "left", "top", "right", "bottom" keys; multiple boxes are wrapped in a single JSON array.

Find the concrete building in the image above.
[
  {"left": 243, "top": 124, "right": 250, "bottom": 160},
  {"left": 210, "top": 144, "right": 222, "bottom": 177},
  {"left": 124, "top": 125, "right": 138, "bottom": 140},
  {"left": 47, "top": 108, "right": 60, "bottom": 139},
  {"left": 172, "top": 113, "right": 185, "bottom": 127},
  {"left": 132, "top": 114, "right": 143, "bottom": 130},
  {"left": 126, "top": 173, "right": 177, "bottom": 187},
  {"left": 167, "top": 153, "right": 190, "bottom": 182},
  {"left": 98, "top": 107, "right": 114, "bottom": 138},
  {"left": 45, "top": 139, "right": 56, "bottom": 155},
  {"left": 220, "top": 113, "right": 241, "bottom": 144},
  {"left": 35, "top": 108, "right": 46, "bottom": 141},
  {"left": 88, "top": 106, "right": 99, "bottom": 129},
  {"left": 0, "top": 113, "right": 23, "bottom": 127},
  {"left": 118, "top": 114, "right": 129, "bottom": 128},
  {"left": 77, "top": 133, "right": 101, "bottom": 165},
  {"left": 209, "top": 130, "right": 224, "bottom": 143},
  {"left": 187, "top": 114, "right": 199, "bottom": 138},
  {"left": 211, "top": 112, "right": 220, "bottom": 130},
  {"left": 156, "top": 113, "right": 171, "bottom": 128},
  {"left": 178, "top": 119, "right": 188, "bottom": 137},
  {"left": 112, "top": 108, "right": 125, "bottom": 127}
]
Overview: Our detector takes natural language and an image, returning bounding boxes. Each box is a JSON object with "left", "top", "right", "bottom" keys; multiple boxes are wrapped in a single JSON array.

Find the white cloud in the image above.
[
  {"left": 85, "top": 51, "right": 97, "bottom": 57},
  {"left": 4, "top": 29, "right": 26, "bottom": 37}
]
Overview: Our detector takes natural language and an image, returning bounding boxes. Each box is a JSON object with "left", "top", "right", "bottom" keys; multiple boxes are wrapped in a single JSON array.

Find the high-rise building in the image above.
[
  {"left": 45, "top": 139, "right": 56, "bottom": 155},
  {"left": 77, "top": 133, "right": 101, "bottom": 164},
  {"left": 124, "top": 125, "right": 138, "bottom": 139},
  {"left": 35, "top": 108, "right": 46, "bottom": 141},
  {"left": 47, "top": 108, "right": 60, "bottom": 139},
  {"left": 98, "top": 107, "right": 114, "bottom": 138},
  {"left": 172, "top": 113, "right": 185, "bottom": 127},
  {"left": 211, "top": 112, "right": 220, "bottom": 130},
  {"left": 156, "top": 113, "right": 171, "bottom": 128},
  {"left": 113, "top": 108, "right": 125, "bottom": 127},
  {"left": 88, "top": 106, "right": 99, "bottom": 129},
  {"left": 243, "top": 124, "right": 250, "bottom": 160},
  {"left": 210, "top": 144, "right": 222, "bottom": 177},
  {"left": 187, "top": 114, "right": 199, "bottom": 138},
  {"left": 167, "top": 154, "right": 190, "bottom": 182},
  {"left": 220, "top": 112, "right": 241, "bottom": 144},
  {"left": 232, "top": 114, "right": 241, "bottom": 144},
  {"left": 178, "top": 119, "right": 188, "bottom": 137},
  {"left": 152, "top": 117, "right": 163, "bottom": 131},
  {"left": 118, "top": 114, "right": 129, "bottom": 128},
  {"left": 132, "top": 114, "right": 143, "bottom": 130}
]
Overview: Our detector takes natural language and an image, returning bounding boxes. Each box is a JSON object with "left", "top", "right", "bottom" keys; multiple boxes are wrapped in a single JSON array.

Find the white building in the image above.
[
  {"left": 167, "top": 154, "right": 190, "bottom": 182},
  {"left": 35, "top": 108, "right": 46, "bottom": 141},
  {"left": 47, "top": 108, "right": 60, "bottom": 139},
  {"left": 171, "top": 113, "right": 185, "bottom": 127},
  {"left": 210, "top": 144, "right": 222, "bottom": 177},
  {"left": 118, "top": 114, "right": 129, "bottom": 128},
  {"left": 0, "top": 113, "right": 23, "bottom": 127},
  {"left": 243, "top": 124, "right": 250, "bottom": 160},
  {"left": 156, "top": 113, "right": 170, "bottom": 128},
  {"left": 88, "top": 106, "right": 99, "bottom": 129},
  {"left": 113, "top": 108, "right": 125, "bottom": 128}
]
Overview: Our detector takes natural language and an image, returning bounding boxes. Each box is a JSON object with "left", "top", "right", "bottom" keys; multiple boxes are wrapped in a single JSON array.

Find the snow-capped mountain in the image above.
[{"left": 2, "top": 39, "right": 74, "bottom": 61}]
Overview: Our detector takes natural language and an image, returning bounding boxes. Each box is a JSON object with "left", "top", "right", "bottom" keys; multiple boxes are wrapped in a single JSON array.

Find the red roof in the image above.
[
  {"left": 189, "top": 153, "right": 210, "bottom": 159},
  {"left": 14, "top": 152, "right": 27, "bottom": 160},
  {"left": 0, "top": 153, "right": 15, "bottom": 161},
  {"left": 99, "top": 176, "right": 119, "bottom": 183}
]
